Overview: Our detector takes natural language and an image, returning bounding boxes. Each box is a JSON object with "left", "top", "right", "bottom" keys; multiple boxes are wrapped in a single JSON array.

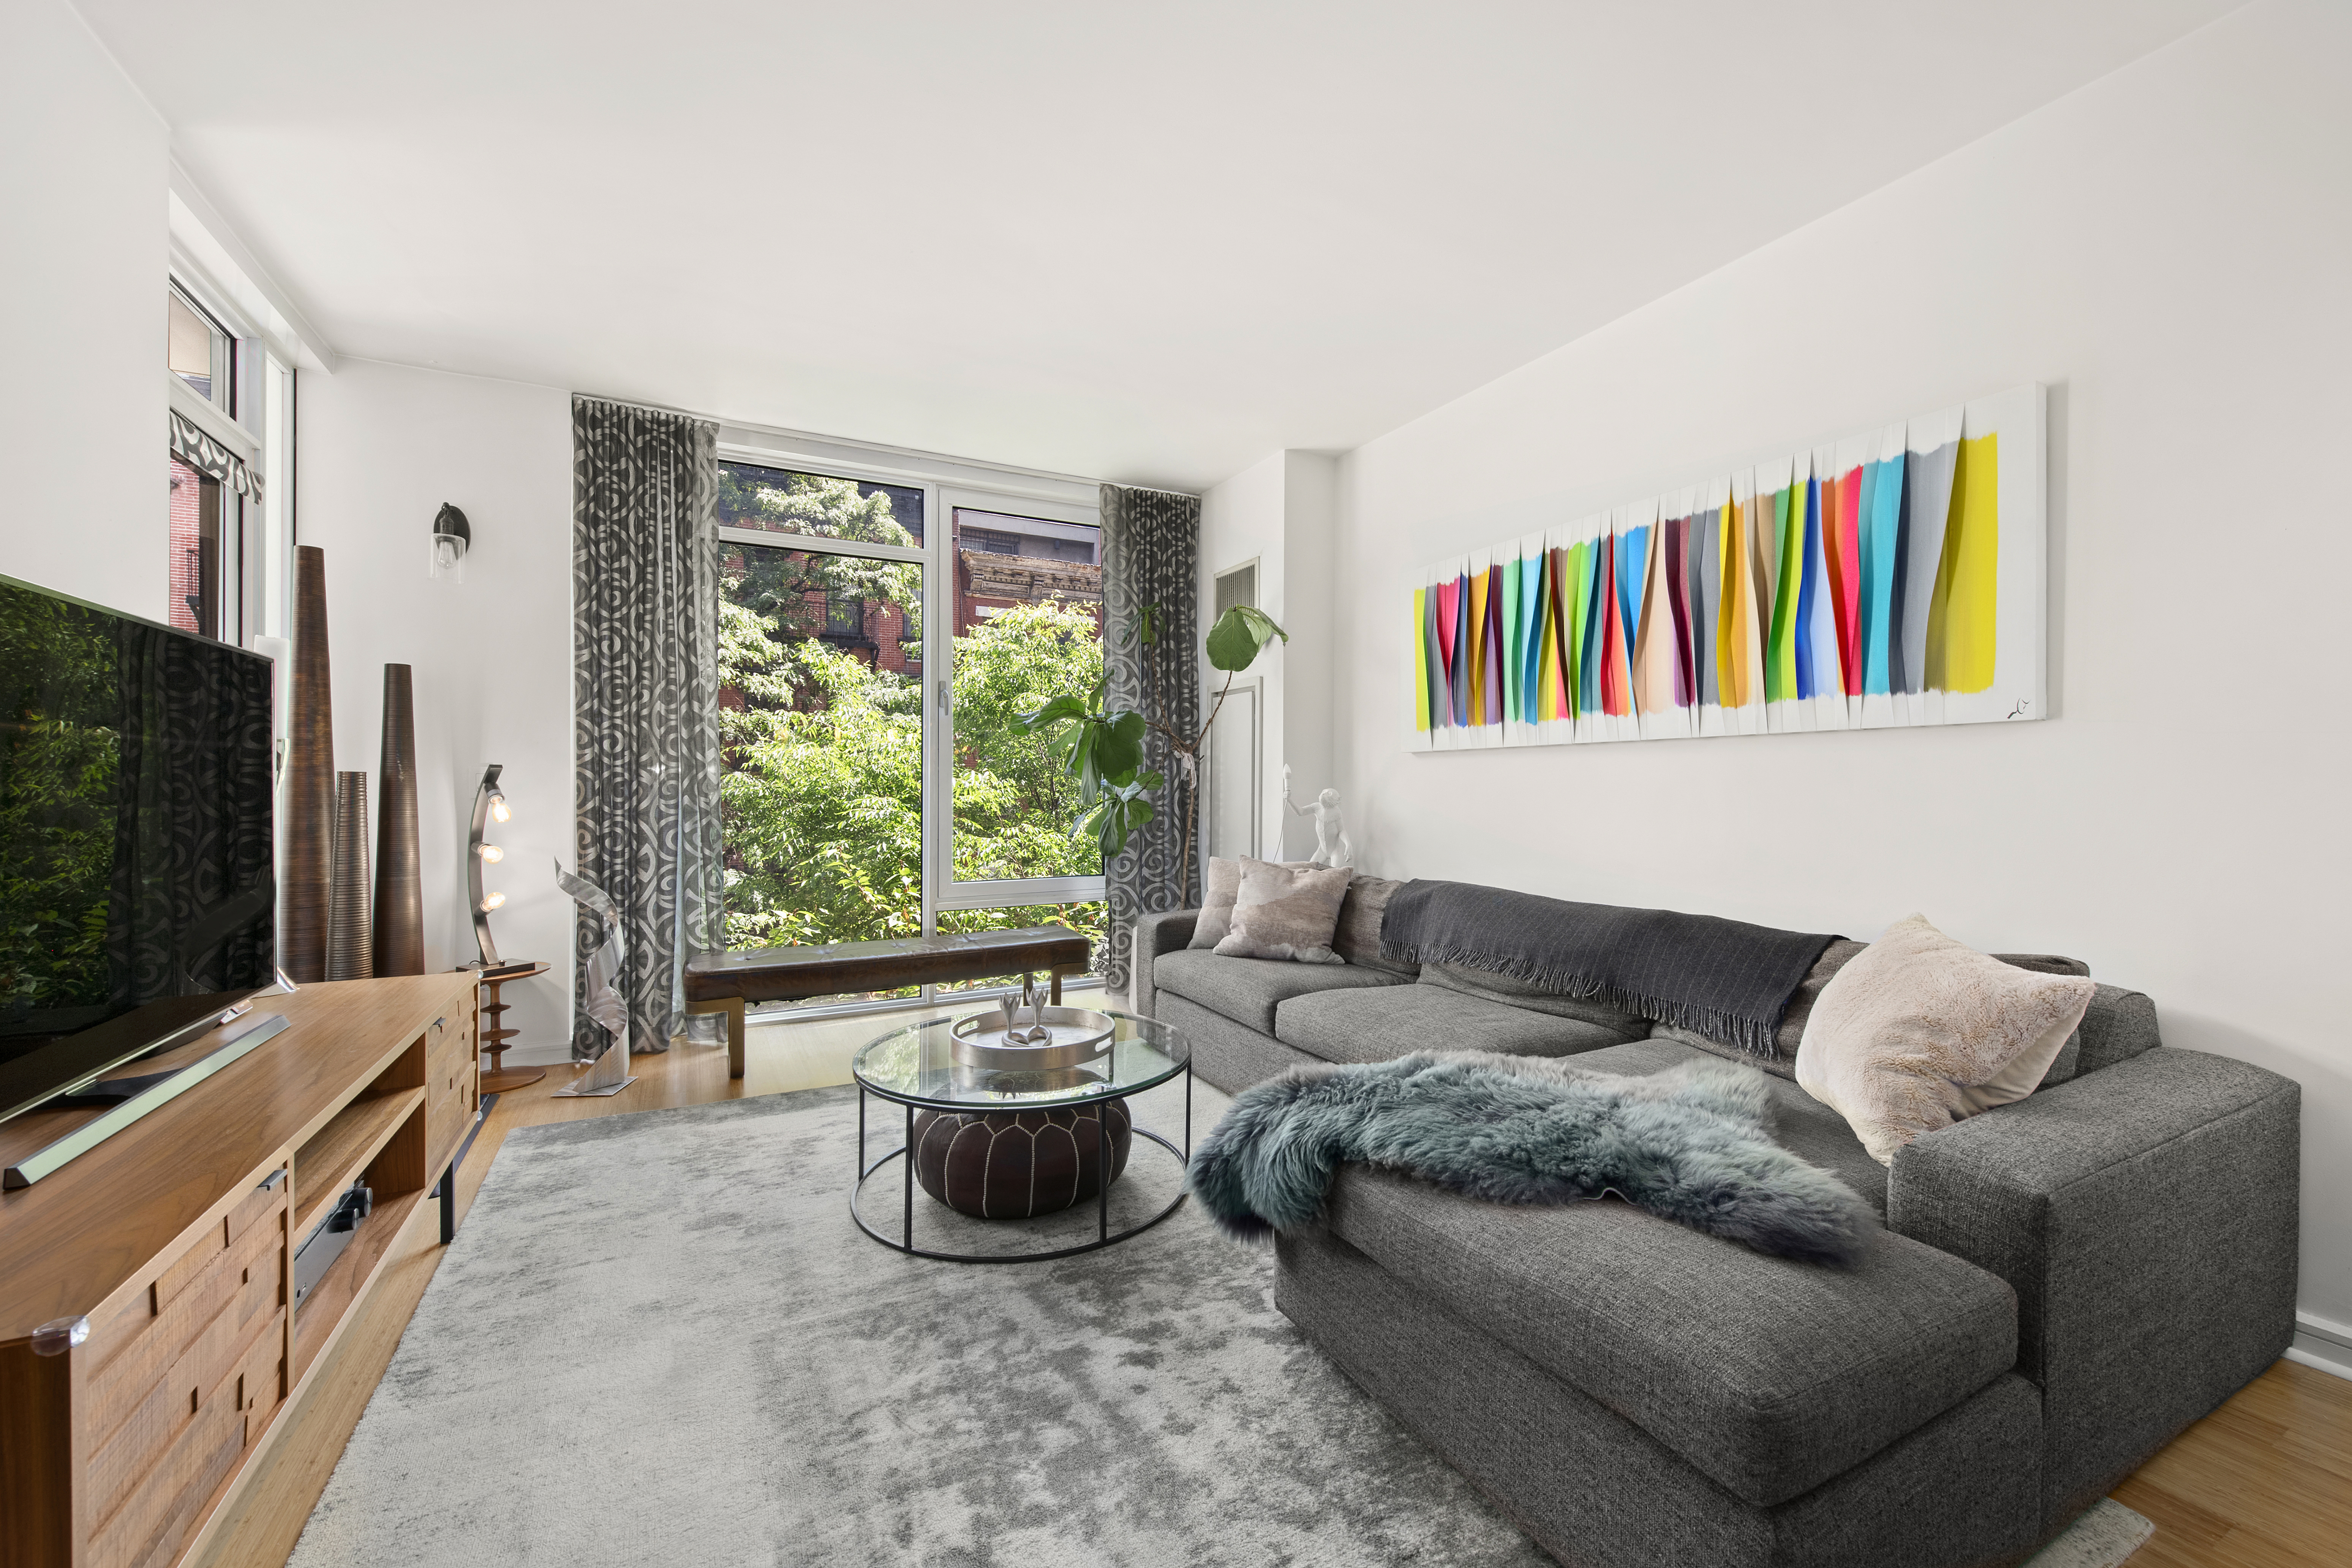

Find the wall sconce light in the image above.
[
  {"left": 469, "top": 763, "right": 508, "bottom": 964},
  {"left": 431, "top": 503, "right": 472, "bottom": 582}
]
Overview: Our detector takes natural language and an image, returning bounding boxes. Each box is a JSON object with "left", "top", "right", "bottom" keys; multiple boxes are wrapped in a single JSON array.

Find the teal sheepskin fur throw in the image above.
[{"left": 1188, "top": 1051, "right": 1875, "bottom": 1264}]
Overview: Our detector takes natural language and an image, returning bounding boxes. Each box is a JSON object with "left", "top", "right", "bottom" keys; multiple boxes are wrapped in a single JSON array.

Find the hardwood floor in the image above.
[{"left": 195, "top": 1002, "right": 2352, "bottom": 1568}]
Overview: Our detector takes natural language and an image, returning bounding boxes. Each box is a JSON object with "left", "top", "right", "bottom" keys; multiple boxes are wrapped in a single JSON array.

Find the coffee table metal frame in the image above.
[{"left": 849, "top": 1013, "right": 1193, "bottom": 1264}]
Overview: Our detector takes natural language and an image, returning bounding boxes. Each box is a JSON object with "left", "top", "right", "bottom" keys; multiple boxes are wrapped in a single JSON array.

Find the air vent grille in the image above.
[{"left": 1214, "top": 562, "right": 1257, "bottom": 616}]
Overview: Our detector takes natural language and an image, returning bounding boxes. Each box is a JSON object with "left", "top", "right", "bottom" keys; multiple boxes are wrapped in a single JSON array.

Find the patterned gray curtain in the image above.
[
  {"left": 169, "top": 409, "right": 262, "bottom": 501},
  {"left": 571, "top": 397, "right": 723, "bottom": 1058},
  {"left": 1100, "top": 484, "right": 1200, "bottom": 996}
]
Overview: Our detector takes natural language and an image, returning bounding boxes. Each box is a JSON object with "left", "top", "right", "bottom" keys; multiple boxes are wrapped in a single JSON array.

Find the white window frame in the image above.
[
  {"left": 711, "top": 429, "right": 1104, "bottom": 1012},
  {"left": 164, "top": 262, "right": 291, "bottom": 650},
  {"left": 929, "top": 484, "right": 1107, "bottom": 915}
]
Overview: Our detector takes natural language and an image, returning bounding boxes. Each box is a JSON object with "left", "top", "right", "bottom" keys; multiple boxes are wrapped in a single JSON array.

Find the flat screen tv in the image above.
[{"left": 0, "top": 572, "right": 279, "bottom": 1126}]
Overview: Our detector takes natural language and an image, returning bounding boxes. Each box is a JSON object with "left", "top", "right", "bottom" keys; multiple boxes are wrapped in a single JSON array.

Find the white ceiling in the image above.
[{"left": 79, "top": 0, "right": 2238, "bottom": 492}]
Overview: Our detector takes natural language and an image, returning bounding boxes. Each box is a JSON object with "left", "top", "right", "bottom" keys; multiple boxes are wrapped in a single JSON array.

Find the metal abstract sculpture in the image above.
[{"left": 553, "top": 860, "right": 634, "bottom": 1097}]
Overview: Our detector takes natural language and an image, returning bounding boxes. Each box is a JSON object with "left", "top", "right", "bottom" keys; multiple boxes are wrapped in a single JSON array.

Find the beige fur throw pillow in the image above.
[
  {"left": 1213, "top": 858, "right": 1351, "bottom": 964},
  {"left": 1796, "top": 914, "right": 2096, "bottom": 1165}
]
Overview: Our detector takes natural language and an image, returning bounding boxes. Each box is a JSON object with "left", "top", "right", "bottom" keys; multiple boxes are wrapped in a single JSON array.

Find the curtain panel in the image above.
[
  {"left": 571, "top": 397, "right": 723, "bottom": 1058},
  {"left": 1100, "top": 483, "right": 1200, "bottom": 996},
  {"left": 169, "top": 410, "right": 261, "bottom": 501}
]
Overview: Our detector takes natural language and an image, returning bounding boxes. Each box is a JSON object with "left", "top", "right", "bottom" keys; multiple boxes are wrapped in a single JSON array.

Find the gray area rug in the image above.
[
  {"left": 290, "top": 1077, "right": 2156, "bottom": 1568},
  {"left": 2024, "top": 1498, "right": 2155, "bottom": 1568},
  {"left": 287, "top": 1078, "right": 1553, "bottom": 1567}
]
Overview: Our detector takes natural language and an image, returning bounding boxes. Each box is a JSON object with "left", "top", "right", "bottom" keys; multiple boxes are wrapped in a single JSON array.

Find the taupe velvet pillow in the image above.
[
  {"left": 1190, "top": 856, "right": 1320, "bottom": 950},
  {"left": 1213, "top": 858, "right": 1351, "bottom": 964},
  {"left": 1796, "top": 914, "right": 2096, "bottom": 1165},
  {"left": 1187, "top": 857, "right": 1246, "bottom": 951}
]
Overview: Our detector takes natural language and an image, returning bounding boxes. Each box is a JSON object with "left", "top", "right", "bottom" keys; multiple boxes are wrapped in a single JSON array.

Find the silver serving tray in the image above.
[{"left": 950, "top": 1006, "right": 1116, "bottom": 1072}]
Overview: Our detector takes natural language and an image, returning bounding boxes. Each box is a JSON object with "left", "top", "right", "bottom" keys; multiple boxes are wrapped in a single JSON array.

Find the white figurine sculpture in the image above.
[{"left": 1283, "top": 765, "right": 1354, "bottom": 869}]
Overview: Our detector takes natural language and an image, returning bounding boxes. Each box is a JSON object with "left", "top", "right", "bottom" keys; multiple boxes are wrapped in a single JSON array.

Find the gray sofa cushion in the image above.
[
  {"left": 1152, "top": 992, "right": 1324, "bottom": 1095},
  {"left": 1320, "top": 1153, "right": 2017, "bottom": 1509},
  {"left": 1149, "top": 947, "right": 1405, "bottom": 1035},
  {"left": 1417, "top": 961, "right": 1651, "bottom": 1034},
  {"left": 1274, "top": 982, "right": 1639, "bottom": 1067}
]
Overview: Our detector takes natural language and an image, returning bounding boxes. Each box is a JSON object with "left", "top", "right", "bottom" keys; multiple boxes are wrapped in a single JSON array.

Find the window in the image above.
[
  {"left": 168, "top": 285, "right": 232, "bottom": 413},
  {"left": 713, "top": 457, "right": 1106, "bottom": 1009},
  {"left": 163, "top": 276, "right": 291, "bottom": 647},
  {"left": 167, "top": 455, "right": 222, "bottom": 638}
]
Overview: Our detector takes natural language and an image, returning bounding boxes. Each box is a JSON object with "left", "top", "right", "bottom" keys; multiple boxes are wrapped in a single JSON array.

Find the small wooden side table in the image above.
[{"left": 474, "top": 962, "right": 553, "bottom": 1093}]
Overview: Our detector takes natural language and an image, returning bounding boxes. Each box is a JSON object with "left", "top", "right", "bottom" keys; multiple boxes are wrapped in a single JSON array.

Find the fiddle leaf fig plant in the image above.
[{"left": 1019, "top": 603, "right": 1287, "bottom": 900}]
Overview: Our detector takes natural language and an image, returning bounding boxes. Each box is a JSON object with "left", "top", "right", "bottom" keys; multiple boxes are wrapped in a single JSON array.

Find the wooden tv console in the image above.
[{"left": 0, "top": 971, "right": 481, "bottom": 1568}]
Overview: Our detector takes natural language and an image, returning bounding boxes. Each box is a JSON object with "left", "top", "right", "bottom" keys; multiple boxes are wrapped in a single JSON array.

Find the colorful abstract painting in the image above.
[{"left": 1407, "top": 384, "right": 2044, "bottom": 750}]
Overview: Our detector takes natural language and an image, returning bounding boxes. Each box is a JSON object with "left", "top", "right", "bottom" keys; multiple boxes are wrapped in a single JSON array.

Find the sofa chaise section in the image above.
[{"left": 1277, "top": 1224, "right": 2045, "bottom": 1568}]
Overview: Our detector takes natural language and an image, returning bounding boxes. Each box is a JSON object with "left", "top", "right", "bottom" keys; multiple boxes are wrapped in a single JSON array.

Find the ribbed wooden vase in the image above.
[
  {"left": 282, "top": 546, "right": 335, "bottom": 983},
  {"left": 327, "top": 771, "right": 374, "bottom": 981},
  {"left": 372, "top": 664, "right": 424, "bottom": 975}
]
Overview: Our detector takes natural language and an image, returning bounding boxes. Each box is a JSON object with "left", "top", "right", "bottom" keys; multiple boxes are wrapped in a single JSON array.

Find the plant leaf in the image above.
[{"left": 1205, "top": 604, "right": 1289, "bottom": 672}]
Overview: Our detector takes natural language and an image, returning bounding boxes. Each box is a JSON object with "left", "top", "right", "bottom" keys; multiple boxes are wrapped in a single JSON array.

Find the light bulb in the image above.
[
  {"left": 488, "top": 793, "right": 511, "bottom": 824},
  {"left": 479, "top": 892, "right": 506, "bottom": 912},
  {"left": 477, "top": 844, "right": 504, "bottom": 863}
]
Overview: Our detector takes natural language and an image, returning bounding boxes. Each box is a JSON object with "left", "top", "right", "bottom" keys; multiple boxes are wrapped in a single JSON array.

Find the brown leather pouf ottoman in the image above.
[{"left": 911, "top": 1101, "right": 1133, "bottom": 1219}]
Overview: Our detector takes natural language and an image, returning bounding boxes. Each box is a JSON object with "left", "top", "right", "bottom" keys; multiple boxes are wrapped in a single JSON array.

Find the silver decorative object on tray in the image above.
[{"left": 950, "top": 978, "right": 1115, "bottom": 1075}]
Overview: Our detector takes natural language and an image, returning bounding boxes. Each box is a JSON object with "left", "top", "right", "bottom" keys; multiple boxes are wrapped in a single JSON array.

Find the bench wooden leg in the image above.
[
  {"left": 687, "top": 996, "right": 748, "bottom": 1079},
  {"left": 1050, "top": 971, "right": 1062, "bottom": 1005}
]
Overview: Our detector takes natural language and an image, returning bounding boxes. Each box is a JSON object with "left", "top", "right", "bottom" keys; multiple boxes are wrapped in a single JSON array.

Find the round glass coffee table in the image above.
[{"left": 850, "top": 1010, "right": 1192, "bottom": 1263}]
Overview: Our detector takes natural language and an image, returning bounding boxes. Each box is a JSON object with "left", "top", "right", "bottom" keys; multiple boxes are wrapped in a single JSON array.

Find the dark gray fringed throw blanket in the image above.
[
  {"left": 1189, "top": 1053, "right": 1874, "bottom": 1264},
  {"left": 1381, "top": 880, "right": 1837, "bottom": 1054}
]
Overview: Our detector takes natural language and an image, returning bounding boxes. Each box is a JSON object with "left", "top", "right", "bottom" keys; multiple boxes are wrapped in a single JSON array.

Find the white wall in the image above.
[
  {"left": 1331, "top": 0, "right": 2352, "bottom": 1329},
  {"left": 296, "top": 360, "right": 577, "bottom": 1061},
  {"left": 0, "top": 0, "right": 168, "bottom": 619},
  {"left": 1198, "top": 450, "right": 1338, "bottom": 864}
]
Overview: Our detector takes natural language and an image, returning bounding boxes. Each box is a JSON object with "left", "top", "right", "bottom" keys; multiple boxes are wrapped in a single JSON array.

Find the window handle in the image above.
[{"left": 936, "top": 680, "right": 949, "bottom": 716}]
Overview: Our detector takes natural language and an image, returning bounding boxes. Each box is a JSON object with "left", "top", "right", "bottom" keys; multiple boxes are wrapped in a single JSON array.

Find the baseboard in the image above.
[
  {"left": 2287, "top": 1311, "right": 2352, "bottom": 1382},
  {"left": 497, "top": 1040, "right": 577, "bottom": 1067}
]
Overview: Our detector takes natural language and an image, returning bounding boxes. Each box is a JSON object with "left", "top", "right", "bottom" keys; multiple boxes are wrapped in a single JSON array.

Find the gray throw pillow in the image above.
[
  {"left": 1213, "top": 858, "right": 1351, "bottom": 964},
  {"left": 1331, "top": 875, "right": 1416, "bottom": 974}
]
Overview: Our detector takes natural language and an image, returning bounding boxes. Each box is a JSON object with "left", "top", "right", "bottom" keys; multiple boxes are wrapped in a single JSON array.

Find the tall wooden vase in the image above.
[
  {"left": 328, "top": 772, "right": 374, "bottom": 980},
  {"left": 282, "top": 545, "right": 335, "bottom": 983},
  {"left": 373, "top": 664, "right": 425, "bottom": 975}
]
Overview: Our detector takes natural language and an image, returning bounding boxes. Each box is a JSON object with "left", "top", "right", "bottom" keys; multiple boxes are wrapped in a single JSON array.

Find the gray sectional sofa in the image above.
[{"left": 1133, "top": 891, "right": 2300, "bottom": 1568}]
